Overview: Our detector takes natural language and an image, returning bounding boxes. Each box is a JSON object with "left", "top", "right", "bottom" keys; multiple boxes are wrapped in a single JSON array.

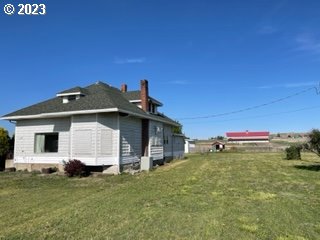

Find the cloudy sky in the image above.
[{"left": 1, "top": 0, "right": 320, "bottom": 139}]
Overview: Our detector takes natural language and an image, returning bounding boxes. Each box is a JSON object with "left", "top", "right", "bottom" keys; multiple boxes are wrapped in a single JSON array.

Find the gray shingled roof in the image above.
[
  {"left": 122, "top": 90, "right": 163, "bottom": 106},
  {"left": 122, "top": 90, "right": 140, "bottom": 101},
  {"left": 57, "top": 86, "right": 89, "bottom": 95},
  {"left": 2, "top": 81, "right": 178, "bottom": 126}
]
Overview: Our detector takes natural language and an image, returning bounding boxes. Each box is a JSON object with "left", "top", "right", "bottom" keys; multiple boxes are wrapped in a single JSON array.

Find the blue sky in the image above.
[{"left": 1, "top": 0, "right": 320, "bottom": 139}]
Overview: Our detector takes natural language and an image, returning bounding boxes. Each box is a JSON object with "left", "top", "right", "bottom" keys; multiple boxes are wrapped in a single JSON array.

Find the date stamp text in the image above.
[{"left": 4, "top": 3, "right": 46, "bottom": 15}]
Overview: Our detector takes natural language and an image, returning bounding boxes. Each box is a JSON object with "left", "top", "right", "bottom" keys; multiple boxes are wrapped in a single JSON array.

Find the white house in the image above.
[{"left": 2, "top": 80, "right": 184, "bottom": 172}]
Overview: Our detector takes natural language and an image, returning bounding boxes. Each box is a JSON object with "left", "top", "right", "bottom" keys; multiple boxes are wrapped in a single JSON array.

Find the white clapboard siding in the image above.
[
  {"left": 71, "top": 114, "right": 97, "bottom": 165},
  {"left": 163, "top": 124, "right": 173, "bottom": 158},
  {"left": 100, "top": 129, "right": 113, "bottom": 155},
  {"left": 96, "top": 113, "right": 119, "bottom": 165},
  {"left": 149, "top": 121, "right": 164, "bottom": 160},
  {"left": 14, "top": 118, "right": 70, "bottom": 164},
  {"left": 73, "top": 129, "right": 93, "bottom": 156},
  {"left": 120, "top": 116, "right": 141, "bottom": 164},
  {"left": 173, "top": 135, "right": 185, "bottom": 158}
]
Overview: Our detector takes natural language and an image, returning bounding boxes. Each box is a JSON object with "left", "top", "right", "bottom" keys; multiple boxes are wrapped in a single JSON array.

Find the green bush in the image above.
[
  {"left": 285, "top": 145, "right": 301, "bottom": 160},
  {"left": 64, "top": 159, "right": 87, "bottom": 177}
]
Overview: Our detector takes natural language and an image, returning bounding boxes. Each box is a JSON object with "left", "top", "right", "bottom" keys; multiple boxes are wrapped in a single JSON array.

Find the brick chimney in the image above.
[
  {"left": 121, "top": 84, "right": 127, "bottom": 92},
  {"left": 140, "top": 79, "right": 149, "bottom": 112}
]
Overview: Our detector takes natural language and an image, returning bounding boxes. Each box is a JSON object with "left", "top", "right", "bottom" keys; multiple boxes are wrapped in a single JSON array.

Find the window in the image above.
[
  {"left": 163, "top": 135, "right": 169, "bottom": 145},
  {"left": 148, "top": 103, "right": 157, "bottom": 114},
  {"left": 68, "top": 95, "right": 77, "bottom": 101},
  {"left": 35, "top": 133, "right": 59, "bottom": 153}
]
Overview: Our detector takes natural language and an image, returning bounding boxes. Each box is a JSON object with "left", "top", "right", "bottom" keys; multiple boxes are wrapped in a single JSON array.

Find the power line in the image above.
[
  {"left": 183, "top": 105, "right": 320, "bottom": 125},
  {"left": 178, "top": 86, "right": 317, "bottom": 120}
]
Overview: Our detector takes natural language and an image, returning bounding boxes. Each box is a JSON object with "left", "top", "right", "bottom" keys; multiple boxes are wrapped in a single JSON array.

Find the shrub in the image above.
[
  {"left": 285, "top": 145, "right": 301, "bottom": 160},
  {"left": 64, "top": 159, "right": 86, "bottom": 177}
]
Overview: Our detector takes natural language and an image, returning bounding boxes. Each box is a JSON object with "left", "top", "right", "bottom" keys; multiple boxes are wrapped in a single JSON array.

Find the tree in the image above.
[
  {"left": 0, "top": 128, "right": 10, "bottom": 170},
  {"left": 216, "top": 136, "right": 224, "bottom": 140},
  {"left": 9, "top": 134, "right": 14, "bottom": 153},
  {"left": 172, "top": 121, "right": 183, "bottom": 134},
  {"left": 304, "top": 129, "right": 320, "bottom": 157}
]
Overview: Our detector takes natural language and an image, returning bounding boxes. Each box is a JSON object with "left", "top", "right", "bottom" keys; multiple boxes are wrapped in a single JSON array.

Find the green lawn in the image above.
[{"left": 0, "top": 153, "right": 320, "bottom": 239}]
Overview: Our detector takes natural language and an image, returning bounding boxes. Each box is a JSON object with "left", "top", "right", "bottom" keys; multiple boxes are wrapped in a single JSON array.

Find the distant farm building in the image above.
[
  {"left": 226, "top": 131, "right": 269, "bottom": 143},
  {"left": 185, "top": 139, "right": 196, "bottom": 153},
  {"left": 212, "top": 141, "right": 225, "bottom": 152}
]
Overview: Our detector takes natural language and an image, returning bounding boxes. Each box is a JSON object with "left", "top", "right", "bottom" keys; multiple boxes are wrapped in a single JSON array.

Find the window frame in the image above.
[{"left": 34, "top": 132, "right": 59, "bottom": 153}]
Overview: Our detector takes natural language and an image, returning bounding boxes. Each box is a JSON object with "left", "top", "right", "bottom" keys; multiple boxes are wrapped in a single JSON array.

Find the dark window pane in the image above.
[{"left": 45, "top": 134, "right": 58, "bottom": 152}]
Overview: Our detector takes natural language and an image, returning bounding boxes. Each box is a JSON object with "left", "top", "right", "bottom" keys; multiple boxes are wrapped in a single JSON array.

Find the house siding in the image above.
[
  {"left": 96, "top": 113, "right": 119, "bottom": 165},
  {"left": 163, "top": 124, "right": 173, "bottom": 159},
  {"left": 14, "top": 118, "right": 70, "bottom": 164},
  {"left": 120, "top": 116, "right": 142, "bottom": 165},
  {"left": 173, "top": 135, "right": 185, "bottom": 158},
  {"left": 71, "top": 114, "right": 97, "bottom": 165},
  {"left": 149, "top": 120, "right": 164, "bottom": 160},
  {"left": 70, "top": 113, "right": 119, "bottom": 166}
]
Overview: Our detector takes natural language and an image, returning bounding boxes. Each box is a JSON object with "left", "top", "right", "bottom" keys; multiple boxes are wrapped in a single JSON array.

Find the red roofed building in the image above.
[{"left": 226, "top": 131, "right": 270, "bottom": 143}]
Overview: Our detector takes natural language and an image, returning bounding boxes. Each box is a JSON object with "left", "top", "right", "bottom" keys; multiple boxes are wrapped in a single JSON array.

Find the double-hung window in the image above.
[{"left": 35, "top": 133, "right": 59, "bottom": 153}]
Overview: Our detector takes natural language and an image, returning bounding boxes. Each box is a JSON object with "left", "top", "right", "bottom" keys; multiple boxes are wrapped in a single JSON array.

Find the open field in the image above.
[{"left": 0, "top": 152, "right": 320, "bottom": 239}]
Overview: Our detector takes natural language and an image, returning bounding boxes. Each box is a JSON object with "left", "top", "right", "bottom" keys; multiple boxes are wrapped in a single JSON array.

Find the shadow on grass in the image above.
[{"left": 294, "top": 164, "right": 320, "bottom": 172}]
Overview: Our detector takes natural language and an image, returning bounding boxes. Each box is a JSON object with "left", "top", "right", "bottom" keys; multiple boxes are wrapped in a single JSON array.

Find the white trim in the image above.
[
  {"left": 2, "top": 108, "right": 180, "bottom": 127},
  {"left": 2, "top": 108, "right": 119, "bottom": 120},
  {"left": 227, "top": 137, "right": 269, "bottom": 140},
  {"left": 116, "top": 114, "right": 121, "bottom": 171},
  {"left": 70, "top": 115, "right": 73, "bottom": 159},
  {"left": 129, "top": 100, "right": 141, "bottom": 103},
  {"left": 95, "top": 113, "right": 98, "bottom": 165},
  {"left": 56, "top": 92, "right": 84, "bottom": 97}
]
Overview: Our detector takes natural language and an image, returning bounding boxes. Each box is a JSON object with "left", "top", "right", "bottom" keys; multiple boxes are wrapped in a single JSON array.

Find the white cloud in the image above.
[
  {"left": 257, "top": 25, "right": 278, "bottom": 35},
  {"left": 284, "top": 82, "right": 317, "bottom": 88},
  {"left": 167, "top": 80, "right": 189, "bottom": 85},
  {"left": 258, "top": 81, "right": 317, "bottom": 89},
  {"left": 294, "top": 34, "right": 320, "bottom": 55},
  {"left": 114, "top": 57, "right": 146, "bottom": 64}
]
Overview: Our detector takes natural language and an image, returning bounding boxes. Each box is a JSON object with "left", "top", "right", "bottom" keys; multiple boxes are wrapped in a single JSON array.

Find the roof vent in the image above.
[
  {"left": 62, "top": 95, "right": 82, "bottom": 104},
  {"left": 56, "top": 87, "right": 87, "bottom": 104}
]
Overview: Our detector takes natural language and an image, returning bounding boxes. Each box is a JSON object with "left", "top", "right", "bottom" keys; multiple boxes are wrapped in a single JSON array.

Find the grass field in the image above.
[{"left": 0, "top": 152, "right": 320, "bottom": 239}]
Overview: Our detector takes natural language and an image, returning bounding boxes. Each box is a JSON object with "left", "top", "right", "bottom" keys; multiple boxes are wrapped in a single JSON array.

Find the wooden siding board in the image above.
[
  {"left": 94, "top": 113, "right": 119, "bottom": 165},
  {"left": 120, "top": 116, "right": 142, "bottom": 164},
  {"left": 163, "top": 124, "right": 173, "bottom": 157},
  {"left": 71, "top": 115, "right": 96, "bottom": 160},
  {"left": 14, "top": 118, "right": 70, "bottom": 164},
  {"left": 149, "top": 121, "right": 164, "bottom": 160}
]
